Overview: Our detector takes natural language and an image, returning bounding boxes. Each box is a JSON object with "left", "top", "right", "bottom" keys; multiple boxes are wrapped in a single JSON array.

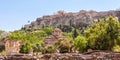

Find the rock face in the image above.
[
  {"left": 23, "top": 10, "right": 120, "bottom": 30},
  {"left": 44, "top": 28, "right": 64, "bottom": 46}
]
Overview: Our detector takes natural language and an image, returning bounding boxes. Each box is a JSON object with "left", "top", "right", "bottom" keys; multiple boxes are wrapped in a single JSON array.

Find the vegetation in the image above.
[
  {"left": 1, "top": 16, "right": 120, "bottom": 54},
  {"left": 6, "top": 26, "right": 54, "bottom": 53},
  {"left": 84, "top": 16, "right": 120, "bottom": 50},
  {"left": 54, "top": 37, "right": 72, "bottom": 53},
  {"left": 0, "top": 30, "right": 5, "bottom": 40},
  {"left": 20, "top": 42, "right": 32, "bottom": 53},
  {"left": 43, "top": 45, "right": 55, "bottom": 53},
  {"left": 73, "top": 36, "right": 87, "bottom": 53}
]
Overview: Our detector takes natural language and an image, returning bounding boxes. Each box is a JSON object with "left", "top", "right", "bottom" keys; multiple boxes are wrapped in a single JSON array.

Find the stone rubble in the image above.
[{"left": 0, "top": 51, "right": 120, "bottom": 60}]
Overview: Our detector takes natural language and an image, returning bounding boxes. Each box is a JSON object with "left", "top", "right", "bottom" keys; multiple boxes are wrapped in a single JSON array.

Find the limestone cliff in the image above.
[{"left": 23, "top": 10, "right": 120, "bottom": 30}]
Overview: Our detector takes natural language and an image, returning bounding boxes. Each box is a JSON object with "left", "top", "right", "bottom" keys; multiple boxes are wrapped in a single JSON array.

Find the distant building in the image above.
[{"left": 44, "top": 28, "right": 65, "bottom": 46}]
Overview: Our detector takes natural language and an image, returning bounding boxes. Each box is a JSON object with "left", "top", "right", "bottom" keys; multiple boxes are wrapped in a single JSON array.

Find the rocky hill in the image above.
[{"left": 23, "top": 10, "right": 120, "bottom": 30}]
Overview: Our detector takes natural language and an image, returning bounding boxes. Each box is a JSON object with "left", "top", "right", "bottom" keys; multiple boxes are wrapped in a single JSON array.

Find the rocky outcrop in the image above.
[{"left": 23, "top": 10, "right": 120, "bottom": 30}]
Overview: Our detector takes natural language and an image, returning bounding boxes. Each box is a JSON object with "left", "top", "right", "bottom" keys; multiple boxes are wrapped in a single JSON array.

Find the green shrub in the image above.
[
  {"left": 44, "top": 45, "right": 55, "bottom": 53},
  {"left": 112, "top": 45, "right": 120, "bottom": 52},
  {"left": 73, "top": 36, "right": 87, "bottom": 53}
]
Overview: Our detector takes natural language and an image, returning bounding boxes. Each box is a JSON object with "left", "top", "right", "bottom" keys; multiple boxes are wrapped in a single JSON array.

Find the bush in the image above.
[
  {"left": 44, "top": 45, "right": 55, "bottom": 53},
  {"left": 112, "top": 45, "right": 120, "bottom": 52},
  {"left": 55, "top": 38, "right": 72, "bottom": 53},
  {"left": 84, "top": 16, "right": 120, "bottom": 50},
  {"left": 20, "top": 43, "right": 32, "bottom": 54},
  {"left": 73, "top": 36, "right": 87, "bottom": 53}
]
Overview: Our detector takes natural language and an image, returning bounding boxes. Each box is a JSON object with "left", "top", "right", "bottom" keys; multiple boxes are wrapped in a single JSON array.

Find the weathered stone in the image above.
[
  {"left": 44, "top": 28, "right": 65, "bottom": 46},
  {"left": 23, "top": 10, "right": 120, "bottom": 30},
  {"left": 1, "top": 51, "right": 120, "bottom": 60},
  {"left": 37, "top": 51, "right": 120, "bottom": 60},
  {"left": 0, "top": 39, "right": 24, "bottom": 55}
]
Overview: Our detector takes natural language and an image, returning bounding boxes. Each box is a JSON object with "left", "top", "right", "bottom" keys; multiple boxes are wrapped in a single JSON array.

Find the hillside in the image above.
[
  {"left": 23, "top": 10, "right": 120, "bottom": 30},
  {"left": 1, "top": 10, "right": 120, "bottom": 55}
]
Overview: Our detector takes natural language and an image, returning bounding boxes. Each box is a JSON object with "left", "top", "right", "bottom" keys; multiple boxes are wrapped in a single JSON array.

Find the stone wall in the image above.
[{"left": 5, "top": 40, "right": 24, "bottom": 55}]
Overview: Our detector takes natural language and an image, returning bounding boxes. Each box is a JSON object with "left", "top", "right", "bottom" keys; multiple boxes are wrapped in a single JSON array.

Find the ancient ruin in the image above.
[
  {"left": 0, "top": 39, "right": 24, "bottom": 55},
  {"left": 44, "top": 28, "right": 65, "bottom": 46}
]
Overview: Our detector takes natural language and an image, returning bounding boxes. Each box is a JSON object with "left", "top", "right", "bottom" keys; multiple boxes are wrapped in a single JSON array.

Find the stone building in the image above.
[
  {"left": 0, "top": 39, "right": 24, "bottom": 55},
  {"left": 44, "top": 28, "right": 64, "bottom": 46}
]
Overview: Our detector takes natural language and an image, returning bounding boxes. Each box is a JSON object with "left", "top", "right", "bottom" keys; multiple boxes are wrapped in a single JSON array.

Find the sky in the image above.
[{"left": 0, "top": 0, "right": 120, "bottom": 31}]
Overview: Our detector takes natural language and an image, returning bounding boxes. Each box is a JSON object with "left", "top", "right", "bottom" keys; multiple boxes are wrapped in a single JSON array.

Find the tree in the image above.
[
  {"left": 72, "top": 28, "right": 79, "bottom": 39},
  {"left": 7, "top": 29, "right": 48, "bottom": 53},
  {"left": 0, "top": 30, "right": 4, "bottom": 34},
  {"left": 33, "top": 43, "right": 44, "bottom": 52},
  {"left": 84, "top": 16, "right": 120, "bottom": 50},
  {"left": 42, "top": 26, "right": 54, "bottom": 35},
  {"left": 0, "top": 30, "right": 5, "bottom": 39},
  {"left": 73, "top": 36, "right": 87, "bottom": 53},
  {"left": 116, "top": 10, "right": 120, "bottom": 21},
  {"left": 43, "top": 45, "right": 55, "bottom": 53},
  {"left": 59, "top": 25, "right": 72, "bottom": 32},
  {"left": 54, "top": 38, "right": 72, "bottom": 53},
  {"left": 20, "top": 42, "right": 32, "bottom": 53}
]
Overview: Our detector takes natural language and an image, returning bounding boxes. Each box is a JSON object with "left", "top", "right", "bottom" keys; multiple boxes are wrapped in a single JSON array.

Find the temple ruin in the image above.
[{"left": 44, "top": 28, "right": 65, "bottom": 46}]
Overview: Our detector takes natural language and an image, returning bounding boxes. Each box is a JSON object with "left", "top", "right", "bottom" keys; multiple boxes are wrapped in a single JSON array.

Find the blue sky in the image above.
[{"left": 0, "top": 0, "right": 120, "bottom": 31}]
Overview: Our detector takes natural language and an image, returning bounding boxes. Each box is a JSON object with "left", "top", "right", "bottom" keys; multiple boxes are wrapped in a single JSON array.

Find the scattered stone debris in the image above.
[
  {"left": 0, "top": 50, "right": 120, "bottom": 60},
  {"left": 0, "top": 54, "right": 36, "bottom": 60},
  {"left": 38, "top": 51, "right": 120, "bottom": 60}
]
